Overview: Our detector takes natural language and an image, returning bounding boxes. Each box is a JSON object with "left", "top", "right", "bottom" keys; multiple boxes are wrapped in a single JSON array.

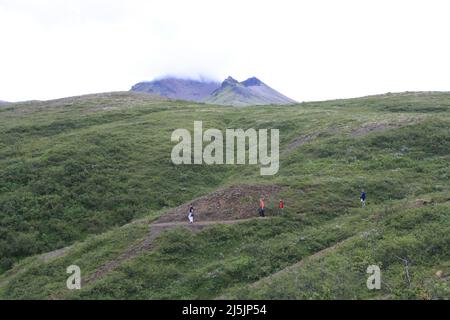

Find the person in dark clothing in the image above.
[
  {"left": 188, "top": 205, "right": 194, "bottom": 223},
  {"left": 360, "top": 190, "right": 366, "bottom": 207}
]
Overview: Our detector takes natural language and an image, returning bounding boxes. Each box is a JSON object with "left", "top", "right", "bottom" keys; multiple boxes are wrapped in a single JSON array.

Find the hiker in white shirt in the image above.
[{"left": 188, "top": 205, "right": 194, "bottom": 224}]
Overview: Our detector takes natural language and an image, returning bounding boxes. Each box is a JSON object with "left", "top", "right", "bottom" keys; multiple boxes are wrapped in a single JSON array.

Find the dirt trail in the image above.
[
  {"left": 27, "top": 195, "right": 446, "bottom": 299},
  {"left": 44, "top": 184, "right": 285, "bottom": 289},
  {"left": 83, "top": 218, "right": 258, "bottom": 286}
]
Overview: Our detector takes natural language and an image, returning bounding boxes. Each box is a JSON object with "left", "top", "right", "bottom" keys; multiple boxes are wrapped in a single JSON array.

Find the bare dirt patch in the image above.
[
  {"left": 39, "top": 246, "right": 72, "bottom": 262},
  {"left": 156, "top": 184, "right": 284, "bottom": 223}
]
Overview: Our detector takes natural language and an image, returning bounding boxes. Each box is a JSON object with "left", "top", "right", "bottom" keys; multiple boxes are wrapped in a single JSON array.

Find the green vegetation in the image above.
[{"left": 0, "top": 91, "right": 449, "bottom": 299}]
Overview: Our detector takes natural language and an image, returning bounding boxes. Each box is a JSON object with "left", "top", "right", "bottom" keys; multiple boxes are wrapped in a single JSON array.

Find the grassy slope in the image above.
[
  {"left": 0, "top": 91, "right": 449, "bottom": 299},
  {"left": 204, "top": 86, "right": 268, "bottom": 106}
]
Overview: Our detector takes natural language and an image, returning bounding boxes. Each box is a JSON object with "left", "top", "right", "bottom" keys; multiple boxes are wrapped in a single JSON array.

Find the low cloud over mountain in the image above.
[{"left": 130, "top": 78, "right": 220, "bottom": 102}]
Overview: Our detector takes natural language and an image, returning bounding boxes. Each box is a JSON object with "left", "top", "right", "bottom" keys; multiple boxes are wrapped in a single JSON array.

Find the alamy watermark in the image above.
[
  {"left": 66, "top": 265, "right": 81, "bottom": 290},
  {"left": 171, "top": 121, "right": 279, "bottom": 175},
  {"left": 366, "top": 265, "right": 381, "bottom": 290}
]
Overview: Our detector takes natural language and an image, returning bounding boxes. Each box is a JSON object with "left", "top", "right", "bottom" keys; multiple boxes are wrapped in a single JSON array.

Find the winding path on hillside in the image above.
[
  {"left": 73, "top": 195, "right": 442, "bottom": 289},
  {"left": 82, "top": 218, "right": 257, "bottom": 285},
  {"left": 39, "top": 190, "right": 445, "bottom": 299}
]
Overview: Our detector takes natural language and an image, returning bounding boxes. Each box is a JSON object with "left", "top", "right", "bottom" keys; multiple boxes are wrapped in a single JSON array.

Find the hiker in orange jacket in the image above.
[
  {"left": 259, "top": 197, "right": 265, "bottom": 217},
  {"left": 278, "top": 199, "right": 284, "bottom": 215}
]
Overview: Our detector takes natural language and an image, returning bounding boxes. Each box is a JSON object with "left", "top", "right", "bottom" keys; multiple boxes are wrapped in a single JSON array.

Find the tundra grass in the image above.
[{"left": 0, "top": 92, "right": 449, "bottom": 299}]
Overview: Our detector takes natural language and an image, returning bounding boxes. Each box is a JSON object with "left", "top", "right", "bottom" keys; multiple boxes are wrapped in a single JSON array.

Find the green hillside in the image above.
[
  {"left": 204, "top": 85, "right": 267, "bottom": 107},
  {"left": 0, "top": 91, "right": 449, "bottom": 299}
]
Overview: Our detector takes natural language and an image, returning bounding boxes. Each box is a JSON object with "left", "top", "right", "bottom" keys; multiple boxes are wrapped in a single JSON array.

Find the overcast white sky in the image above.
[{"left": 1, "top": 0, "right": 450, "bottom": 102}]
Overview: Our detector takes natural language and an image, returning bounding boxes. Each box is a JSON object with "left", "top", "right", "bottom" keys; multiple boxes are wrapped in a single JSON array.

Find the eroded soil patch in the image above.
[{"left": 156, "top": 184, "right": 284, "bottom": 223}]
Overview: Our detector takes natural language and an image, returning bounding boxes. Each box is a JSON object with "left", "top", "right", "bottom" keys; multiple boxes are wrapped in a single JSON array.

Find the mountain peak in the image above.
[
  {"left": 225, "top": 76, "right": 238, "bottom": 81},
  {"left": 206, "top": 76, "right": 297, "bottom": 106},
  {"left": 241, "top": 77, "right": 263, "bottom": 87},
  {"left": 224, "top": 76, "right": 239, "bottom": 84}
]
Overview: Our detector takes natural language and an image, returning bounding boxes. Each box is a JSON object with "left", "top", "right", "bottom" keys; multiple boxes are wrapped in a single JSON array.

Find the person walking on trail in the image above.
[
  {"left": 360, "top": 190, "right": 366, "bottom": 207},
  {"left": 259, "top": 197, "right": 265, "bottom": 217},
  {"left": 278, "top": 199, "right": 284, "bottom": 215},
  {"left": 188, "top": 205, "right": 194, "bottom": 223}
]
